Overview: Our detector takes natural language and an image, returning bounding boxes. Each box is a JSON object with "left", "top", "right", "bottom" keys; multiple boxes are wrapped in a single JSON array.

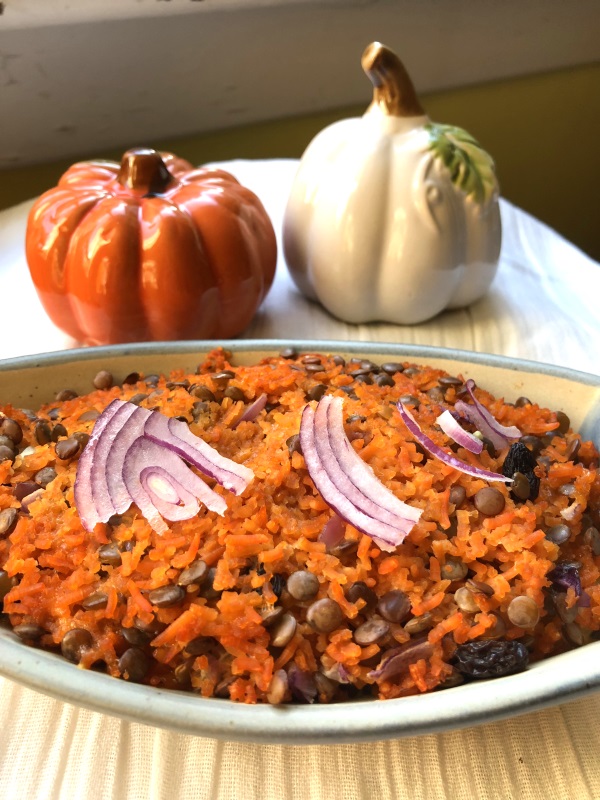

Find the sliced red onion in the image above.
[
  {"left": 75, "top": 400, "right": 129, "bottom": 530},
  {"left": 454, "top": 380, "right": 521, "bottom": 451},
  {"left": 123, "top": 439, "right": 228, "bottom": 533},
  {"left": 287, "top": 664, "right": 318, "bottom": 704},
  {"left": 436, "top": 409, "right": 483, "bottom": 454},
  {"left": 396, "top": 402, "right": 513, "bottom": 483},
  {"left": 321, "top": 662, "right": 352, "bottom": 684},
  {"left": 144, "top": 413, "right": 252, "bottom": 495},
  {"left": 75, "top": 399, "right": 253, "bottom": 533},
  {"left": 578, "top": 590, "right": 591, "bottom": 608},
  {"left": 300, "top": 404, "right": 418, "bottom": 551},
  {"left": 323, "top": 397, "right": 422, "bottom": 526},
  {"left": 233, "top": 393, "right": 268, "bottom": 428},
  {"left": 106, "top": 406, "right": 152, "bottom": 514},
  {"left": 367, "top": 638, "right": 434, "bottom": 681},
  {"left": 318, "top": 514, "right": 346, "bottom": 549}
]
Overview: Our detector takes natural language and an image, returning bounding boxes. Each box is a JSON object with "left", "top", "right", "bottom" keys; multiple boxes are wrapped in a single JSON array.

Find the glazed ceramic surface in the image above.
[
  {"left": 0, "top": 339, "right": 598, "bottom": 744},
  {"left": 283, "top": 43, "right": 501, "bottom": 325},
  {"left": 25, "top": 150, "right": 277, "bottom": 345}
]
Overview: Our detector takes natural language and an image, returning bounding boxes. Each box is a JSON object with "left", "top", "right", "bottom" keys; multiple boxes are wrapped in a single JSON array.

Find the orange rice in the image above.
[{"left": 0, "top": 348, "right": 599, "bottom": 703}]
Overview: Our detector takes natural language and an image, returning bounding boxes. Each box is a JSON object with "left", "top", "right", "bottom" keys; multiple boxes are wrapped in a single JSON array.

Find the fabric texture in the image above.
[{"left": 0, "top": 158, "right": 599, "bottom": 800}]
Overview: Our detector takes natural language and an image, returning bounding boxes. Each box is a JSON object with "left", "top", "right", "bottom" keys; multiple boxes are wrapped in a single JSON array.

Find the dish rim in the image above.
[{"left": 0, "top": 337, "right": 599, "bottom": 744}]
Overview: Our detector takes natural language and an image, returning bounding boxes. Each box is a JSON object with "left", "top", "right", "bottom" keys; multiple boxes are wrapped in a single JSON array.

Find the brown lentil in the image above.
[
  {"left": 440, "top": 557, "right": 468, "bottom": 582},
  {"left": 306, "top": 384, "right": 327, "bottom": 401},
  {"left": 449, "top": 485, "right": 466, "bottom": 508},
  {"left": 0, "top": 445, "right": 15, "bottom": 463},
  {"left": 473, "top": 487, "right": 506, "bottom": 516},
  {"left": 0, "top": 418, "right": 22, "bottom": 445},
  {"left": 81, "top": 592, "right": 109, "bottom": 611},
  {"left": 55, "top": 389, "right": 78, "bottom": 402},
  {"left": 93, "top": 370, "right": 114, "bottom": 390},
  {"left": 0, "top": 570, "right": 16, "bottom": 601},
  {"left": 78, "top": 409, "right": 100, "bottom": 422},
  {"left": 0, "top": 435, "right": 15, "bottom": 453},
  {"left": 51, "top": 423, "right": 68, "bottom": 441},
  {"left": 380, "top": 362, "right": 404, "bottom": 375},
  {"left": 119, "top": 647, "right": 150, "bottom": 682},
  {"left": 507, "top": 595, "right": 540, "bottom": 628},
  {"left": 346, "top": 581, "right": 378, "bottom": 610},
  {"left": 377, "top": 590, "right": 411, "bottom": 624},
  {"left": 14, "top": 481, "right": 39, "bottom": 502},
  {"left": 270, "top": 612, "right": 297, "bottom": 647},
  {"left": 307, "top": 598, "right": 344, "bottom": 633},
  {"left": 353, "top": 618, "right": 390, "bottom": 645},
  {"left": 286, "top": 570, "right": 320, "bottom": 601},
  {"left": 454, "top": 587, "right": 479, "bottom": 613},
  {"left": 555, "top": 411, "right": 570, "bottom": 435},
  {"left": 511, "top": 472, "right": 531, "bottom": 501},
  {"left": 188, "top": 384, "right": 216, "bottom": 402},
  {"left": 267, "top": 669, "right": 289, "bottom": 704},
  {"left": 515, "top": 396, "right": 531, "bottom": 407},
  {"left": 55, "top": 437, "right": 80, "bottom": 460},
  {"left": 584, "top": 526, "right": 600, "bottom": 556},
  {"left": 178, "top": 559, "right": 208, "bottom": 587},
  {"left": 0, "top": 508, "right": 18, "bottom": 536},
  {"left": 61, "top": 628, "right": 93, "bottom": 663},
  {"left": 98, "top": 543, "right": 122, "bottom": 567},
  {"left": 404, "top": 613, "right": 434, "bottom": 635},
  {"left": 13, "top": 623, "right": 45, "bottom": 641},
  {"left": 148, "top": 585, "right": 186, "bottom": 608},
  {"left": 546, "top": 524, "right": 571, "bottom": 546},
  {"left": 34, "top": 467, "right": 57, "bottom": 488}
]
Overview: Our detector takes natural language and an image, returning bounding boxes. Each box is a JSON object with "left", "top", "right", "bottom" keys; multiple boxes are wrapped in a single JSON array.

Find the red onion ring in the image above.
[
  {"left": 144, "top": 413, "right": 252, "bottom": 495},
  {"left": 75, "top": 400, "right": 253, "bottom": 534},
  {"left": 454, "top": 380, "right": 521, "bottom": 451},
  {"left": 396, "top": 402, "right": 513, "bottom": 483},
  {"left": 325, "top": 397, "right": 421, "bottom": 525},
  {"left": 318, "top": 514, "right": 346, "bottom": 549},
  {"left": 233, "top": 393, "right": 268, "bottom": 428},
  {"left": 436, "top": 409, "right": 483, "bottom": 454},
  {"left": 74, "top": 400, "right": 129, "bottom": 530},
  {"left": 300, "top": 399, "right": 421, "bottom": 551}
]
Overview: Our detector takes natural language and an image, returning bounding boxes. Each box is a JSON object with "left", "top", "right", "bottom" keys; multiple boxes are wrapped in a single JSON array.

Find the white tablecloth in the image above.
[{"left": 0, "top": 159, "right": 599, "bottom": 799}]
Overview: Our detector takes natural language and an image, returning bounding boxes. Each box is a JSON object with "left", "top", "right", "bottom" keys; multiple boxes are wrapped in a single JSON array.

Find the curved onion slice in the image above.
[
  {"left": 106, "top": 406, "right": 152, "bottom": 514},
  {"left": 233, "top": 393, "right": 268, "bottom": 428},
  {"left": 300, "top": 399, "right": 422, "bottom": 551},
  {"left": 75, "top": 399, "right": 253, "bottom": 534},
  {"left": 324, "top": 397, "right": 421, "bottom": 526},
  {"left": 436, "top": 409, "right": 483, "bottom": 454},
  {"left": 128, "top": 439, "right": 227, "bottom": 518},
  {"left": 144, "top": 413, "right": 252, "bottom": 495},
  {"left": 396, "top": 402, "right": 513, "bottom": 483},
  {"left": 318, "top": 513, "right": 346, "bottom": 549},
  {"left": 74, "top": 399, "right": 124, "bottom": 530},
  {"left": 455, "top": 380, "right": 521, "bottom": 451}
]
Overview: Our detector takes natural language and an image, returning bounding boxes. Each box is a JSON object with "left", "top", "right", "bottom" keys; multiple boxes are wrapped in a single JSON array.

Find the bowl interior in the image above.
[{"left": 0, "top": 339, "right": 599, "bottom": 742}]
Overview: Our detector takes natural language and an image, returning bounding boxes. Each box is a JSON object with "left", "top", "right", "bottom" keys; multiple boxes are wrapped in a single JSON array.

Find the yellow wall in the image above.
[{"left": 2, "top": 63, "right": 598, "bottom": 260}]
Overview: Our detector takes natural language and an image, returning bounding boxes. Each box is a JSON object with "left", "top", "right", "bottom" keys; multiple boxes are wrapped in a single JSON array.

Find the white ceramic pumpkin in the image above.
[{"left": 283, "top": 42, "right": 502, "bottom": 325}]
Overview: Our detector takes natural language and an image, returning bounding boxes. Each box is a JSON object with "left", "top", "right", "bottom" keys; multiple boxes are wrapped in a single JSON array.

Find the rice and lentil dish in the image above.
[{"left": 0, "top": 348, "right": 599, "bottom": 704}]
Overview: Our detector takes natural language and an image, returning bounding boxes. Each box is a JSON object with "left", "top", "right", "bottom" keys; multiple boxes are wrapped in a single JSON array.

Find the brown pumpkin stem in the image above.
[
  {"left": 117, "top": 148, "right": 173, "bottom": 195},
  {"left": 361, "top": 42, "right": 424, "bottom": 117}
]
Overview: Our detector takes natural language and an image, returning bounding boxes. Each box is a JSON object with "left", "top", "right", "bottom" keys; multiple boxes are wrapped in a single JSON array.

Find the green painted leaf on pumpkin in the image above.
[{"left": 426, "top": 123, "right": 498, "bottom": 205}]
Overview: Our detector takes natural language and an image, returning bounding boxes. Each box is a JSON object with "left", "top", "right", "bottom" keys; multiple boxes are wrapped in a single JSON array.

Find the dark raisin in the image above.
[
  {"left": 453, "top": 639, "right": 529, "bottom": 679},
  {"left": 502, "top": 442, "right": 536, "bottom": 478},
  {"left": 270, "top": 573, "right": 285, "bottom": 598},
  {"left": 502, "top": 443, "right": 540, "bottom": 501}
]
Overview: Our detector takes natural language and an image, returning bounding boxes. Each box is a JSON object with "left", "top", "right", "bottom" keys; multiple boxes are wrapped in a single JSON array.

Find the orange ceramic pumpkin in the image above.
[{"left": 25, "top": 148, "right": 277, "bottom": 344}]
